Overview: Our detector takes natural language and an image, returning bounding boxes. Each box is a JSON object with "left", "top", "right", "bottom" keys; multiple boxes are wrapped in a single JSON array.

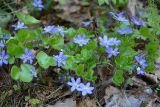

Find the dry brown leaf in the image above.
[
  {"left": 76, "top": 97, "right": 98, "bottom": 107},
  {"left": 104, "top": 86, "right": 120, "bottom": 101}
]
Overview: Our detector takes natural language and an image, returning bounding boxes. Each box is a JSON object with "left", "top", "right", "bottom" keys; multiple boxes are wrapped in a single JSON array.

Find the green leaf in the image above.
[
  {"left": 7, "top": 38, "right": 24, "bottom": 58},
  {"left": 63, "top": 55, "right": 75, "bottom": 70},
  {"left": 17, "top": 29, "right": 36, "bottom": 42},
  {"left": 11, "top": 65, "right": 20, "bottom": 80},
  {"left": 36, "top": 51, "right": 56, "bottom": 69},
  {"left": 19, "top": 64, "right": 33, "bottom": 82},
  {"left": 75, "top": 64, "right": 84, "bottom": 76},
  {"left": 84, "top": 69, "right": 97, "bottom": 81},
  {"left": 16, "top": 12, "right": 40, "bottom": 25},
  {"left": 112, "top": 70, "right": 124, "bottom": 86},
  {"left": 49, "top": 36, "right": 64, "bottom": 50},
  {"left": 8, "top": 56, "right": 15, "bottom": 64},
  {"left": 98, "top": 0, "right": 109, "bottom": 5}
]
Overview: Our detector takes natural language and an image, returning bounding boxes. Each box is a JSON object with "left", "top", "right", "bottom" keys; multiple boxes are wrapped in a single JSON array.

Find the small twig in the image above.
[{"left": 46, "top": 85, "right": 64, "bottom": 99}]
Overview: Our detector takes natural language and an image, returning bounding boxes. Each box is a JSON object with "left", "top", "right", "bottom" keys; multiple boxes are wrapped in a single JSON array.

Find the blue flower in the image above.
[
  {"left": 106, "top": 48, "right": 120, "bottom": 58},
  {"left": 32, "top": 0, "right": 44, "bottom": 10},
  {"left": 0, "top": 41, "right": 5, "bottom": 48},
  {"left": 2, "top": 34, "right": 9, "bottom": 40},
  {"left": 131, "top": 17, "right": 145, "bottom": 26},
  {"left": 117, "top": 28, "right": 133, "bottom": 35},
  {"left": 110, "top": 12, "right": 128, "bottom": 22},
  {"left": 135, "top": 56, "right": 147, "bottom": 69},
  {"left": 54, "top": 51, "right": 67, "bottom": 67},
  {"left": 0, "top": 50, "right": 9, "bottom": 66},
  {"left": 55, "top": 26, "right": 65, "bottom": 37},
  {"left": 79, "top": 82, "right": 94, "bottom": 96},
  {"left": 20, "top": 48, "right": 35, "bottom": 64},
  {"left": 12, "top": 21, "right": 28, "bottom": 30},
  {"left": 82, "top": 21, "right": 91, "bottom": 27},
  {"left": 99, "top": 36, "right": 113, "bottom": 48},
  {"left": 73, "top": 34, "right": 90, "bottom": 46},
  {"left": 108, "top": 38, "right": 121, "bottom": 46},
  {"left": 67, "top": 77, "right": 81, "bottom": 92},
  {"left": 30, "top": 66, "right": 37, "bottom": 77},
  {"left": 136, "top": 67, "right": 145, "bottom": 75},
  {"left": 43, "top": 25, "right": 57, "bottom": 34}
]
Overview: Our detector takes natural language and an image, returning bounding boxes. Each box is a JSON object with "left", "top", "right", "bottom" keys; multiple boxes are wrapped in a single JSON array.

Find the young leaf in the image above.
[
  {"left": 112, "top": 70, "right": 124, "bottom": 86},
  {"left": 11, "top": 65, "right": 20, "bottom": 80},
  {"left": 36, "top": 51, "right": 56, "bottom": 69},
  {"left": 16, "top": 12, "right": 40, "bottom": 25},
  {"left": 19, "top": 64, "right": 33, "bottom": 82}
]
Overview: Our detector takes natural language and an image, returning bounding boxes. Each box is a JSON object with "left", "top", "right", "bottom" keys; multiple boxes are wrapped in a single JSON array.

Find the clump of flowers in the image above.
[
  {"left": 135, "top": 55, "right": 148, "bottom": 75},
  {"left": 67, "top": 77, "right": 94, "bottom": 96}
]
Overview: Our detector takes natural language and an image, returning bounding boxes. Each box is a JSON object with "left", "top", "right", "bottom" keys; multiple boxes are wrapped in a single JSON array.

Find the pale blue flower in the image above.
[
  {"left": 73, "top": 34, "right": 90, "bottom": 46},
  {"left": 131, "top": 17, "right": 145, "bottom": 26},
  {"left": 43, "top": 25, "right": 57, "bottom": 34},
  {"left": 0, "top": 50, "right": 9, "bottom": 66},
  {"left": 106, "top": 48, "right": 120, "bottom": 58},
  {"left": 79, "top": 82, "right": 94, "bottom": 96},
  {"left": 135, "top": 56, "right": 147, "bottom": 69},
  {"left": 32, "top": 0, "right": 44, "bottom": 10},
  {"left": 20, "top": 48, "right": 35, "bottom": 64},
  {"left": 137, "top": 67, "right": 145, "bottom": 75},
  {"left": 117, "top": 28, "right": 133, "bottom": 35},
  {"left": 54, "top": 51, "right": 67, "bottom": 67},
  {"left": 99, "top": 36, "right": 113, "bottom": 48},
  {"left": 30, "top": 66, "right": 37, "bottom": 77},
  {"left": 55, "top": 26, "right": 65, "bottom": 37},
  {"left": 110, "top": 12, "right": 128, "bottom": 22},
  {"left": 12, "top": 21, "right": 27, "bottom": 30},
  {"left": 0, "top": 41, "right": 5, "bottom": 48},
  {"left": 82, "top": 21, "right": 91, "bottom": 27},
  {"left": 108, "top": 38, "right": 121, "bottom": 46},
  {"left": 67, "top": 77, "right": 81, "bottom": 92}
]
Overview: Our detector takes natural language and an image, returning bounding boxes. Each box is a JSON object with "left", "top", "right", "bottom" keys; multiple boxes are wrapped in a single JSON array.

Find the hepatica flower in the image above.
[
  {"left": 43, "top": 25, "right": 57, "bottom": 34},
  {"left": 55, "top": 26, "right": 65, "bottom": 37},
  {"left": 135, "top": 56, "right": 147, "bottom": 68},
  {"left": 106, "top": 48, "right": 119, "bottom": 58},
  {"left": 30, "top": 66, "right": 37, "bottom": 77},
  {"left": 99, "top": 36, "right": 113, "bottom": 48},
  {"left": 136, "top": 67, "right": 145, "bottom": 75},
  {"left": 99, "top": 36, "right": 121, "bottom": 48},
  {"left": 67, "top": 77, "right": 81, "bottom": 92},
  {"left": 131, "top": 17, "right": 145, "bottom": 26},
  {"left": 110, "top": 12, "right": 128, "bottom": 22},
  {"left": 54, "top": 51, "right": 67, "bottom": 67},
  {"left": 20, "top": 48, "right": 35, "bottom": 64},
  {"left": 32, "top": 0, "right": 44, "bottom": 10},
  {"left": 12, "top": 21, "right": 27, "bottom": 30},
  {"left": 73, "top": 34, "right": 90, "bottom": 46},
  {"left": 79, "top": 82, "right": 94, "bottom": 96},
  {"left": 82, "top": 21, "right": 92, "bottom": 27},
  {"left": 117, "top": 28, "right": 133, "bottom": 35},
  {"left": 2, "top": 34, "right": 9, "bottom": 40},
  {"left": 0, "top": 50, "right": 9, "bottom": 66},
  {"left": 109, "top": 38, "right": 121, "bottom": 46},
  {"left": 0, "top": 40, "right": 5, "bottom": 48}
]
